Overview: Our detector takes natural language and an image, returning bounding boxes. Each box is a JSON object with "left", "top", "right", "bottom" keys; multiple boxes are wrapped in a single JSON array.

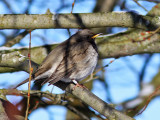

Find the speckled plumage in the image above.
[{"left": 15, "top": 29, "right": 99, "bottom": 88}]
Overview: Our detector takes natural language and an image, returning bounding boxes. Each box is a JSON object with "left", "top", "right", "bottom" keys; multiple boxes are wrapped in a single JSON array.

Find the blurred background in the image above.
[{"left": 0, "top": 0, "right": 159, "bottom": 120}]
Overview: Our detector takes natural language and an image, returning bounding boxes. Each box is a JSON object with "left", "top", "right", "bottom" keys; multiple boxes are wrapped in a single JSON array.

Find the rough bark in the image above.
[{"left": 0, "top": 12, "right": 158, "bottom": 30}]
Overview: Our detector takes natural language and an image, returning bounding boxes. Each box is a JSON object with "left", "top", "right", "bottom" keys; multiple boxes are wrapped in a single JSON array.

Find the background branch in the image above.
[
  {"left": 0, "top": 29, "right": 159, "bottom": 73},
  {"left": 0, "top": 12, "right": 158, "bottom": 30}
]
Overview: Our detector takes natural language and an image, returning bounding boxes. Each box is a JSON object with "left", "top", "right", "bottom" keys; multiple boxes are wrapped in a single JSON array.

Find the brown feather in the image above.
[{"left": 14, "top": 29, "right": 99, "bottom": 88}]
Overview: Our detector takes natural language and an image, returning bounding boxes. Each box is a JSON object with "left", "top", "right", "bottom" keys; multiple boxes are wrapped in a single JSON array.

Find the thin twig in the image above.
[
  {"left": 137, "top": 85, "right": 160, "bottom": 115},
  {"left": 66, "top": 104, "right": 90, "bottom": 120},
  {"left": 82, "top": 59, "right": 116, "bottom": 84},
  {"left": 133, "top": 0, "right": 148, "bottom": 12},
  {"left": 4, "top": 30, "right": 33, "bottom": 47},
  {"left": 25, "top": 30, "right": 33, "bottom": 120},
  {"left": 71, "top": 0, "right": 76, "bottom": 13},
  {"left": 94, "top": 59, "right": 115, "bottom": 75}
]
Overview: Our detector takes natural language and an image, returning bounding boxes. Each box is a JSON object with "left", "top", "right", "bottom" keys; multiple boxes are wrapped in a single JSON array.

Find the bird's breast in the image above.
[{"left": 69, "top": 44, "right": 98, "bottom": 82}]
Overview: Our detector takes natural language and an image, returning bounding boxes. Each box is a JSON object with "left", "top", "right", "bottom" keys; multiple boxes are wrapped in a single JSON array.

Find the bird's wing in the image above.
[
  {"left": 34, "top": 43, "right": 66, "bottom": 79},
  {"left": 40, "top": 41, "right": 92, "bottom": 85},
  {"left": 41, "top": 65, "right": 75, "bottom": 85}
]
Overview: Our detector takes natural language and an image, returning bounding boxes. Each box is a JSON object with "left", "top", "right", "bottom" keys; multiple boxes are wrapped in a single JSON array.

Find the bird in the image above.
[{"left": 14, "top": 29, "right": 101, "bottom": 89}]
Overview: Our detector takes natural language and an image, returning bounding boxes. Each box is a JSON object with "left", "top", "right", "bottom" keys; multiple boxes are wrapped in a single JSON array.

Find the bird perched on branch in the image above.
[{"left": 14, "top": 29, "right": 101, "bottom": 89}]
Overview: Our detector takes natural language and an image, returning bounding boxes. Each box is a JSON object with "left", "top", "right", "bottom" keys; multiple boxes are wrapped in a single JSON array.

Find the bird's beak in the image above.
[{"left": 92, "top": 33, "right": 102, "bottom": 39}]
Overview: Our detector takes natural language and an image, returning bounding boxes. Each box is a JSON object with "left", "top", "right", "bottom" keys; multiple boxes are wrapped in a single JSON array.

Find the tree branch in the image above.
[
  {"left": 1, "top": 88, "right": 133, "bottom": 119},
  {"left": 1, "top": 89, "right": 66, "bottom": 105},
  {"left": 0, "top": 12, "right": 158, "bottom": 30},
  {"left": 0, "top": 28, "right": 160, "bottom": 73},
  {"left": 4, "top": 30, "right": 32, "bottom": 47},
  {"left": 65, "top": 84, "right": 134, "bottom": 120}
]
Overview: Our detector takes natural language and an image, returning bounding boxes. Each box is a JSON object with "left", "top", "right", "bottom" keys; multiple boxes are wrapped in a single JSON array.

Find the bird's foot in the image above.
[{"left": 72, "top": 80, "right": 87, "bottom": 90}]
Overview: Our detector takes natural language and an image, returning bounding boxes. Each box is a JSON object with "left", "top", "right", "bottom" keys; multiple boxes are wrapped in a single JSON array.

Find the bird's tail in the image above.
[{"left": 13, "top": 77, "right": 33, "bottom": 89}]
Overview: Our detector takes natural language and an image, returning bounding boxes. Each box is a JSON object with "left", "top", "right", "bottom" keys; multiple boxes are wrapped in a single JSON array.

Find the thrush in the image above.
[{"left": 14, "top": 29, "right": 101, "bottom": 88}]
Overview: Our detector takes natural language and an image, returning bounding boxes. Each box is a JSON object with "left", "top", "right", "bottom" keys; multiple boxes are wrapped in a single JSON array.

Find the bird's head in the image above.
[{"left": 73, "top": 29, "right": 102, "bottom": 42}]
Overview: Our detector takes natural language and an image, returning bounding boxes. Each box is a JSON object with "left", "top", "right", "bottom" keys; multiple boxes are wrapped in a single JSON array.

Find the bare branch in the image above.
[
  {"left": 0, "top": 28, "right": 160, "bottom": 73},
  {"left": 0, "top": 12, "right": 158, "bottom": 30},
  {"left": 1, "top": 89, "right": 66, "bottom": 105},
  {"left": 65, "top": 84, "right": 134, "bottom": 120},
  {"left": 4, "top": 30, "right": 32, "bottom": 47}
]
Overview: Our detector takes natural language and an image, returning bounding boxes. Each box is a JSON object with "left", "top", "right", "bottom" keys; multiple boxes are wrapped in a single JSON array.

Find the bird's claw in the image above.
[{"left": 72, "top": 83, "right": 87, "bottom": 90}]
